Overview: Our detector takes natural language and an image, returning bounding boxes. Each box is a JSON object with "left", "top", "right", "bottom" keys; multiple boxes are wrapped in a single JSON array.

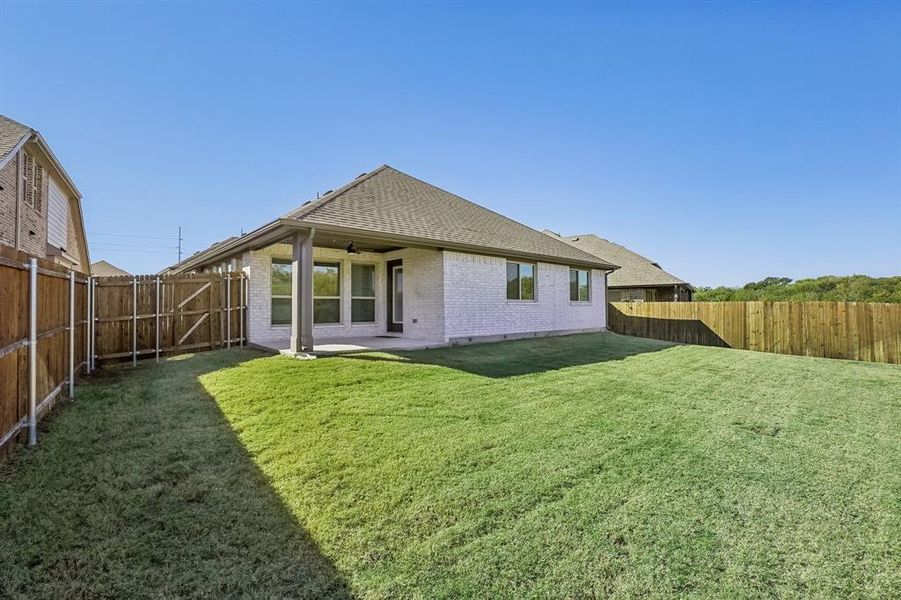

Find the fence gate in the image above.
[{"left": 93, "top": 272, "right": 246, "bottom": 364}]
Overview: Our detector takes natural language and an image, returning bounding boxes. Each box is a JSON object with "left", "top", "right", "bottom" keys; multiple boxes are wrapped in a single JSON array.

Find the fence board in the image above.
[{"left": 608, "top": 301, "right": 901, "bottom": 365}]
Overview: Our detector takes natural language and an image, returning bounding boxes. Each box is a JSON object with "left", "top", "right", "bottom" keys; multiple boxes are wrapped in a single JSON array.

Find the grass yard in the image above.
[{"left": 1, "top": 333, "right": 899, "bottom": 598}]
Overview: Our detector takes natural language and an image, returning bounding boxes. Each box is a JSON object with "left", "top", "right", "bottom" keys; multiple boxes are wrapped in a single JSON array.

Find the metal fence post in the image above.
[
  {"left": 69, "top": 270, "right": 75, "bottom": 398},
  {"left": 155, "top": 277, "right": 161, "bottom": 363},
  {"left": 239, "top": 273, "right": 245, "bottom": 347},
  {"left": 85, "top": 276, "right": 91, "bottom": 374},
  {"left": 90, "top": 278, "right": 96, "bottom": 371},
  {"left": 28, "top": 258, "right": 38, "bottom": 446},
  {"left": 132, "top": 276, "right": 137, "bottom": 367}
]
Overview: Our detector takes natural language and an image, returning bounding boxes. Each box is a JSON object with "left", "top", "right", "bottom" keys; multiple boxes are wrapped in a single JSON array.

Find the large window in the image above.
[
  {"left": 351, "top": 263, "right": 376, "bottom": 323},
  {"left": 271, "top": 258, "right": 292, "bottom": 325},
  {"left": 506, "top": 261, "right": 535, "bottom": 300},
  {"left": 570, "top": 268, "right": 590, "bottom": 302},
  {"left": 313, "top": 262, "right": 341, "bottom": 324}
]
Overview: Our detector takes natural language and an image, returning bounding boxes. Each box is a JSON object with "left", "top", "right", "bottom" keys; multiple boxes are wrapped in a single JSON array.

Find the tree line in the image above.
[{"left": 694, "top": 275, "right": 901, "bottom": 303}]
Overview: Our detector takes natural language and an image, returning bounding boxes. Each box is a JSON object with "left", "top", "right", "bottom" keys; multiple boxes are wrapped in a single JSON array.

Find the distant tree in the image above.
[{"left": 694, "top": 275, "right": 901, "bottom": 303}]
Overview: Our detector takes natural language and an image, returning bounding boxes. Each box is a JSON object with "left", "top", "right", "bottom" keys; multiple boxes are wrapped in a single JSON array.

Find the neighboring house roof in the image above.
[
  {"left": 549, "top": 232, "right": 690, "bottom": 288},
  {"left": 91, "top": 260, "right": 131, "bottom": 277},
  {"left": 0, "top": 114, "right": 32, "bottom": 163},
  {"left": 167, "top": 165, "right": 619, "bottom": 273}
]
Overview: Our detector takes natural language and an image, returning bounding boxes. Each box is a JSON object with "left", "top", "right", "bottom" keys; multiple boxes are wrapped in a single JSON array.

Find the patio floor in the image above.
[{"left": 255, "top": 335, "right": 449, "bottom": 356}]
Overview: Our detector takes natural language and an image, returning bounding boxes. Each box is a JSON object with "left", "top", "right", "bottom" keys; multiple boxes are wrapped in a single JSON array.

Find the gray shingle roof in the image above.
[
  {"left": 0, "top": 114, "right": 32, "bottom": 162},
  {"left": 551, "top": 233, "right": 690, "bottom": 288},
  {"left": 285, "top": 165, "right": 615, "bottom": 268},
  {"left": 91, "top": 260, "right": 131, "bottom": 277}
]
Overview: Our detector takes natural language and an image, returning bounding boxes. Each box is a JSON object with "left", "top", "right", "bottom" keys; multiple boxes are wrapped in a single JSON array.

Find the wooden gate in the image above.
[{"left": 93, "top": 272, "right": 246, "bottom": 364}]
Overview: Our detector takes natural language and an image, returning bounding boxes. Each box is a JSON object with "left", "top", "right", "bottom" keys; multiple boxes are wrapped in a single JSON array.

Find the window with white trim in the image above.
[
  {"left": 351, "top": 263, "right": 376, "bottom": 323},
  {"left": 506, "top": 261, "right": 535, "bottom": 300},
  {"left": 271, "top": 258, "right": 292, "bottom": 325},
  {"left": 313, "top": 262, "right": 341, "bottom": 324},
  {"left": 570, "top": 268, "right": 590, "bottom": 302}
]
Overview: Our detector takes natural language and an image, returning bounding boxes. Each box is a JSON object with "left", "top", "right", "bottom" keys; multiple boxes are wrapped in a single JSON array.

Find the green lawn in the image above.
[{"left": 1, "top": 333, "right": 899, "bottom": 598}]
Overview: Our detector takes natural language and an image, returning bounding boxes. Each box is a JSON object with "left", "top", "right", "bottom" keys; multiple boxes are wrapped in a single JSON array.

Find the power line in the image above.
[
  {"left": 90, "top": 243, "right": 177, "bottom": 250},
  {"left": 88, "top": 232, "right": 178, "bottom": 241},
  {"left": 90, "top": 248, "right": 176, "bottom": 255}
]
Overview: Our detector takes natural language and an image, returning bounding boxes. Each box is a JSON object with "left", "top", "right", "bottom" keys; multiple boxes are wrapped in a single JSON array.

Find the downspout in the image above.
[{"left": 15, "top": 152, "right": 21, "bottom": 250}]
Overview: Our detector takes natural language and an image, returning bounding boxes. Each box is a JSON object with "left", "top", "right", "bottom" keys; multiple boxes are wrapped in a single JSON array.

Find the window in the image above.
[
  {"left": 570, "top": 268, "right": 590, "bottom": 302},
  {"left": 22, "top": 152, "right": 43, "bottom": 212},
  {"left": 506, "top": 261, "right": 535, "bottom": 300},
  {"left": 271, "top": 258, "right": 292, "bottom": 325},
  {"left": 351, "top": 263, "right": 376, "bottom": 323},
  {"left": 313, "top": 262, "right": 341, "bottom": 324}
]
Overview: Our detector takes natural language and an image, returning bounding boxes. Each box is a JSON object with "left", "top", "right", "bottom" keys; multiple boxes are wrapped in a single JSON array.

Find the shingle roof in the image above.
[
  {"left": 284, "top": 165, "right": 616, "bottom": 268},
  {"left": 551, "top": 233, "right": 690, "bottom": 288},
  {"left": 91, "top": 260, "right": 131, "bottom": 277},
  {"left": 0, "top": 114, "right": 33, "bottom": 162}
]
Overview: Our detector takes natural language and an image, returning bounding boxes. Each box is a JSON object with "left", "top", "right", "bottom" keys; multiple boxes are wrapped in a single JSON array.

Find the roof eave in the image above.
[
  {"left": 171, "top": 217, "right": 619, "bottom": 274},
  {"left": 0, "top": 131, "right": 31, "bottom": 171},
  {"left": 292, "top": 220, "right": 619, "bottom": 270}
]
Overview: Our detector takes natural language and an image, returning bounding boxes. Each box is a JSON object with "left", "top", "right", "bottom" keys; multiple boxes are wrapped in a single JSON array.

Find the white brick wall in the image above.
[
  {"left": 242, "top": 244, "right": 604, "bottom": 346},
  {"left": 442, "top": 251, "right": 606, "bottom": 341},
  {"left": 382, "top": 247, "right": 445, "bottom": 340}
]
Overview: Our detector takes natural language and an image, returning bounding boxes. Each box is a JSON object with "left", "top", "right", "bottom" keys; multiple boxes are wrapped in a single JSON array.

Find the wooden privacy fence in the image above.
[
  {"left": 1, "top": 246, "right": 246, "bottom": 456},
  {"left": 0, "top": 247, "right": 88, "bottom": 455},
  {"left": 92, "top": 272, "right": 246, "bottom": 364},
  {"left": 608, "top": 301, "right": 901, "bottom": 364}
]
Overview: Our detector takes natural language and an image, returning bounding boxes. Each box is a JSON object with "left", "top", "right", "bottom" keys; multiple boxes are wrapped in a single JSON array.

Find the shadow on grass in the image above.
[
  {"left": 340, "top": 331, "right": 675, "bottom": 378},
  {"left": 0, "top": 349, "right": 353, "bottom": 599}
]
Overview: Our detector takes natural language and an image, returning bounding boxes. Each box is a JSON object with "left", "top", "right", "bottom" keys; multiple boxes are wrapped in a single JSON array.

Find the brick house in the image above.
[
  {"left": 0, "top": 115, "right": 90, "bottom": 272},
  {"left": 166, "top": 165, "right": 619, "bottom": 353}
]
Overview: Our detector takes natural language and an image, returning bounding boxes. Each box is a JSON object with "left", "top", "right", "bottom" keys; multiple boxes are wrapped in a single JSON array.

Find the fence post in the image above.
[
  {"left": 155, "top": 276, "right": 161, "bottom": 363},
  {"left": 85, "top": 276, "right": 92, "bottom": 374},
  {"left": 226, "top": 269, "right": 231, "bottom": 348},
  {"left": 69, "top": 270, "right": 75, "bottom": 399},
  {"left": 132, "top": 276, "right": 137, "bottom": 367},
  {"left": 28, "top": 258, "right": 38, "bottom": 446},
  {"left": 89, "top": 278, "right": 95, "bottom": 372},
  {"left": 239, "top": 273, "right": 245, "bottom": 347}
]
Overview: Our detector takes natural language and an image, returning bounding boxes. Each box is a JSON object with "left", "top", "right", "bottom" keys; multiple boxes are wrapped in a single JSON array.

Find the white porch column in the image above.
[{"left": 290, "top": 228, "right": 315, "bottom": 352}]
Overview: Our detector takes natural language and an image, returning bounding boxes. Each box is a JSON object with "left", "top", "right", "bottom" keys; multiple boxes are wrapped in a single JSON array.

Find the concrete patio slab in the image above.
[{"left": 257, "top": 335, "right": 448, "bottom": 356}]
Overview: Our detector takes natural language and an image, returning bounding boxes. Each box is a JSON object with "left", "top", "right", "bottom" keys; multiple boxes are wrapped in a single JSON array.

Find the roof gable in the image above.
[{"left": 285, "top": 166, "right": 614, "bottom": 268}]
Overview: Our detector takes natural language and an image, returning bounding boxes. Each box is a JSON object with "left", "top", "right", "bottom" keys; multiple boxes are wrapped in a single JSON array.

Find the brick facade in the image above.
[
  {"left": 442, "top": 251, "right": 606, "bottom": 341},
  {"left": 0, "top": 151, "right": 48, "bottom": 257},
  {"left": 0, "top": 146, "right": 82, "bottom": 268},
  {"left": 241, "top": 243, "right": 605, "bottom": 346}
]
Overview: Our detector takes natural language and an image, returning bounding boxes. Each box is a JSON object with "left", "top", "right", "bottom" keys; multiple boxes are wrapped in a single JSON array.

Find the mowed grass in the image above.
[{"left": 1, "top": 333, "right": 900, "bottom": 598}]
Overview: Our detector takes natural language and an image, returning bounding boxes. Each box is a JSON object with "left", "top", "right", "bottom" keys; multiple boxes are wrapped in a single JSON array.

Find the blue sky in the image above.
[{"left": 1, "top": 1, "right": 898, "bottom": 286}]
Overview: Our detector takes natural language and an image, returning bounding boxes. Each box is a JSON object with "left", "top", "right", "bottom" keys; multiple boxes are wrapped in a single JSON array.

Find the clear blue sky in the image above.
[{"left": 1, "top": 1, "right": 898, "bottom": 285}]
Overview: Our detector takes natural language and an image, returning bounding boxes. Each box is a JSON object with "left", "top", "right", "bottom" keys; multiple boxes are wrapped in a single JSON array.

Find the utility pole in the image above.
[{"left": 178, "top": 226, "right": 183, "bottom": 262}]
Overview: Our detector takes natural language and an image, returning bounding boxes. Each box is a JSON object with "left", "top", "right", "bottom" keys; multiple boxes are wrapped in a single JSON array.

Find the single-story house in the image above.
[
  {"left": 0, "top": 115, "right": 90, "bottom": 272},
  {"left": 546, "top": 232, "right": 692, "bottom": 302},
  {"left": 166, "top": 165, "right": 618, "bottom": 353},
  {"left": 91, "top": 260, "right": 130, "bottom": 277}
]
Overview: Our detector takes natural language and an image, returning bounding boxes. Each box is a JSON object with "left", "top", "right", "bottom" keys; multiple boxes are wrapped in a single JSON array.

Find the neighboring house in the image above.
[
  {"left": 0, "top": 115, "right": 90, "bottom": 273},
  {"left": 91, "top": 260, "right": 130, "bottom": 277},
  {"left": 167, "top": 165, "right": 618, "bottom": 352},
  {"left": 548, "top": 232, "right": 692, "bottom": 302}
]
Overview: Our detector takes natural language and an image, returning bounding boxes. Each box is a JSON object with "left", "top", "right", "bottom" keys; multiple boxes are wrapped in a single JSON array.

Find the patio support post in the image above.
[{"left": 290, "top": 228, "right": 315, "bottom": 353}]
